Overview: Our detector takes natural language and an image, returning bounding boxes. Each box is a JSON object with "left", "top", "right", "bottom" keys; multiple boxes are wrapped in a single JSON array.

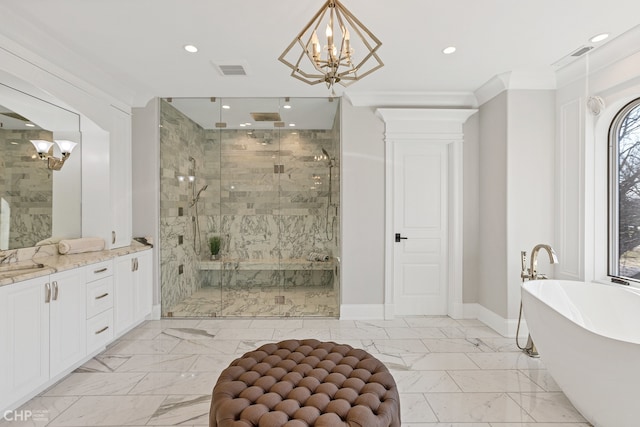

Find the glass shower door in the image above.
[{"left": 219, "top": 97, "right": 285, "bottom": 316}]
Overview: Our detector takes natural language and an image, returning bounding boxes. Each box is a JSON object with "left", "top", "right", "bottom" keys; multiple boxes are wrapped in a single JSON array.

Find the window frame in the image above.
[{"left": 608, "top": 96, "right": 640, "bottom": 282}]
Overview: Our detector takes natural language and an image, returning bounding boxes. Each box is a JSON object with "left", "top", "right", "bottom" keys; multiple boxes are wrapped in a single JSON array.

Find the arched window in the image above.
[{"left": 610, "top": 98, "right": 640, "bottom": 281}]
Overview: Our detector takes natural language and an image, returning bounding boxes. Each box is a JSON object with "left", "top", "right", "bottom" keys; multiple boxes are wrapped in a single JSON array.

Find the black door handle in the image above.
[{"left": 395, "top": 233, "right": 408, "bottom": 242}]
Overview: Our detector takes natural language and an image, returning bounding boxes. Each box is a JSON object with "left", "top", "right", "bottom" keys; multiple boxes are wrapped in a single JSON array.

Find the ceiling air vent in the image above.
[
  {"left": 571, "top": 46, "right": 594, "bottom": 57},
  {"left": 212, "top": 61, "right": 249, "bottom": 76}
]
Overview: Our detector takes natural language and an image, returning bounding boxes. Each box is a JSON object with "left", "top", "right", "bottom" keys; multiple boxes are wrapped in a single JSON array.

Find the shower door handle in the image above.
[{"left": 395, "top": 233, "right": 408, "bottom": 242}]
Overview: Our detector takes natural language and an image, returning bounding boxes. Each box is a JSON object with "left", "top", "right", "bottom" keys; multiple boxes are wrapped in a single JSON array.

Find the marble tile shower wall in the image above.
[
  {"left": 209, "top": 128, "right": 339, "bottom": 261},
  {"left": 160, "top": 99, "right": 340, "bottom": 314},
  {"left": 0, "top": 129, "right": 53, "bottom": 249},
  {"left": 159, "top": 102, "right": 208, "bottom": 314}
]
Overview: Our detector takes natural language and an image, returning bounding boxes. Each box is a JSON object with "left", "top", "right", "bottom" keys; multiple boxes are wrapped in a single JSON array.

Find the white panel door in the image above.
[{"left": 393, "top": 141, "right": 448, "bottom": 315}]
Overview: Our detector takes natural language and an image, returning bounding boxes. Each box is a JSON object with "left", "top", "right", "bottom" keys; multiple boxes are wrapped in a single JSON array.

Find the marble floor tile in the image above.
[
  {"left": 392, "top": 371, "right": 461, "bottom": 393},
  {"left": 426, "top": 392, "right": 535, "bottom": 423},
  {"left": 399, "top": 393, "right": 438, "bottom": 422},
  {"left": 272, "top": 328, "right": 332, "bottom": 341},
  {"left": 170, "top": 339, "right": 240, "bottom": 355},
  {"left": 508, "top": 392, "right": 587, "bottom": 423},
  {"left": 0, "top": 396, "right": 79, "bottom": 427},
  {"left": 404, "top": 316, "right": 463, "bottom": 328},
  {"left": 371, "top": 339, "right": 430, "bottom": 355},
  {"left": 448, "top": 370, "right": 546, "bottom": 392},
  {"left": 518, "top": 369, "right": 562, "bottom": 392},
  {"left": 115, "top": 354, "right": 200, "bottom": 372},
  {"left": 213, "top": 327, "right": 275, "bottom": 340},
  {"left": 489, "top": 424, "right": 591, "bottom": 427},
  {"left": 385, "top": 327, "right": 447, "bottom": 339},
  {"left": 422, "top": 338, "right": 486, "bottom": 353},
  {"left": 146, "top": 395, "right": 211, "bottom": 425},
  {"left": 467, "top": 352, "right": 546, "bottom": 370},
  {"left": 330, "top": 326, "right": 390, "bottom": 340},
  {"left": 128, "top": 372, "right": 217, "bottom": 395},
  {"left": 47, "top": 395, "right": 166, "bottom": 426},
  {"left": 303, "top": 318, "right": 355, "bottom": 328},
  {"left": 43, "top": 373, "right": 146, "bottom": 396},
  {"left": 102, "top": 338, "right": 181, "bottom": 355},
  {"left": 9, "top": 316, "right": 587, "bottom": 427},
  {"left": 74, "top": 355, "right": 131, "bottom": 373},
  {"left": 403, "top": 352, "right": 480, "bottom": 370}
]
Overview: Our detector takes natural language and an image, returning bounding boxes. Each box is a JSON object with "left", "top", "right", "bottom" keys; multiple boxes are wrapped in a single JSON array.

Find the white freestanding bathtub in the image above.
[{"left": 521, "top": 279, "right": 640, "bottom": 427}]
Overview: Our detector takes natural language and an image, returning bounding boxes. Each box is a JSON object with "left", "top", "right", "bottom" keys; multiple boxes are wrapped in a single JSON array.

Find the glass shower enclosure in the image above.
[{"left": 159, "top": 97, "right": 340, "bottom": 317}]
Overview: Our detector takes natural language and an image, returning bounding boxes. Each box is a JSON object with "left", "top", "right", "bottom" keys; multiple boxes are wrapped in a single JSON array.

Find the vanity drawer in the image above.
[
  {"left": 86, "top": 260, "right": 113, "bottom": 282},
  {"left": 86, "top": 309, "right": 114, "bottom": 354},
  {"left": 86, "top": 277, "right": 113, "bottom": 318}
]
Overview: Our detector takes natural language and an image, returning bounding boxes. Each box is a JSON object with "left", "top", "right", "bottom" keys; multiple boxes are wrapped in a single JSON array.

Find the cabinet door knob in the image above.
[
  {"left": 112, "top": 231, "right": 116, "bottom": 244},
  {"left": 45, "top": 282, "right": 51, "bottom": 303},
  {"left": 94, "top": 267, "right": 108, "bottom": 274},
  {"left": 95, "top": 292, "right": 109, "bottom": 300},
  {"left": 52, "top": 281, "right": 59, "bottom": 301}
]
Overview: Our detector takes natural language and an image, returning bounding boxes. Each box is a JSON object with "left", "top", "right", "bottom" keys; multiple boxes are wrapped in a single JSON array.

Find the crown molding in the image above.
[
  {"left": 344, "top": 91, "right": 477, "bottom": 109},
  {"left": 474, "top": 70, "right": 556, "bottom": 106}
]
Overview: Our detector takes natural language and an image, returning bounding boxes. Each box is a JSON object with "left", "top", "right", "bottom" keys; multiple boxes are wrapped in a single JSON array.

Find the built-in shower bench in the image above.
[{"left": 198, "top": 258, "right": 336, "bottom": 271}]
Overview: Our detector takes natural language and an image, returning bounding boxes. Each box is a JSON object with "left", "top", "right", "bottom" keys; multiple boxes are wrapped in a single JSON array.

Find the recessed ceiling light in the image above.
[
  {"left": 239, "top": 123, "right": 246, "bottom": 127},
  {"left": 184, "top": 44, "right": 198, "bottom": 53},
  {"left": 283, "top": 104, "right": 292, "bottom": 109},
  {"left": 289, "top": 123, "right": 296, "bottom": 127},
  {"left": 25, "top": 123, "right": 35, "bottom": 127},
  {"left": 442, "top": 46, "right": 456, "bottom": 55},
  {"left": 10, "top": 141, "right": 18, "bottom": 145},
  {"left": 222, "top": 105, "right": 231, "bottom": 109},
  {"left": 589, "top": 33, "right": 609, "bottom": 43}
]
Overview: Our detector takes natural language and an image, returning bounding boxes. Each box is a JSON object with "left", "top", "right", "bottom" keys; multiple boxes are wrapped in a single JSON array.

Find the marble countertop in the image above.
[{"left": 0, "top": 241, "right": 152, "bottom": 287}]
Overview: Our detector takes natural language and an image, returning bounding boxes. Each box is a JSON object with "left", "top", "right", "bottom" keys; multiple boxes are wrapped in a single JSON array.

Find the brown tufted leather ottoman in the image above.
[{"left": 209, "top": 339, "right": 400, "bottom": 427}]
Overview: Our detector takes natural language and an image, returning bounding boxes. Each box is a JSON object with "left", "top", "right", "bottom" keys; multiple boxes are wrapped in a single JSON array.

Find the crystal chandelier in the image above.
[{"left": 278, "top": 0, "right": 383, "bottom": 91}]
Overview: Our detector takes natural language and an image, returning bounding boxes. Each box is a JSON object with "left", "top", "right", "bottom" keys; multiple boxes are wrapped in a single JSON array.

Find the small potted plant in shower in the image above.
[{"left": 209, "top": 236, "right": 221, "bottom": 260}]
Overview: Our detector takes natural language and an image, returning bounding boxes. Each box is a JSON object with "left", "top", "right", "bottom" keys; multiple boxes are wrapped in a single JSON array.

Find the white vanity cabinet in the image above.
[
  {"left": 48, "top": 269, "right": 86, "bottom": 379},
  {"left": 85, "top": 260, "right": 114, "bottom": 354},
  {"left": 0, "top": 276, "right": 50, "bottom": 410},
  {"left": 0, "top": 248, "right": 152, "bottom": 413},
  {"left": 113, "top": 250, "right": 152, "bottom": 336}
]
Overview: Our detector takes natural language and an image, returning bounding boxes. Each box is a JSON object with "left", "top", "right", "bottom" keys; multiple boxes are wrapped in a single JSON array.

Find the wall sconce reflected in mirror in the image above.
[{"left": 30, "top": 139, "right": 78, "bottom": 171}]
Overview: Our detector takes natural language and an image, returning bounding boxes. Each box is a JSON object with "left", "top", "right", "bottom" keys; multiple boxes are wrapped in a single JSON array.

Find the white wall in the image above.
[
  {"left": 478, "top": 92, "right": 509, "bottom": 317},
  {"left": 555, "top": 30, "right": 640, "bottom": 285},
  {"left": 132, "top": 99, "right": 161, "bottom": 308},
  {"left": 462, "top": 113, "right": 480, "bottom": 303},
  {"left": 476, "top": 89, "right": 555, "bottom": 329},
  {"left": 340, "top": 99, "right": 386, "bottom": 306}
]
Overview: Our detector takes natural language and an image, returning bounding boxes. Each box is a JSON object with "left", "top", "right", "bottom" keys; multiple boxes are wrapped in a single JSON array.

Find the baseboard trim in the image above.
[
  {"left": 151, "top": 304, "right": 162, "bottom": 320},
  {"left": 465, "top": 303, "right": 528, "bottom": 338},
  {"left": 340, "top": 304, "right": 385, "bottom": 320}
]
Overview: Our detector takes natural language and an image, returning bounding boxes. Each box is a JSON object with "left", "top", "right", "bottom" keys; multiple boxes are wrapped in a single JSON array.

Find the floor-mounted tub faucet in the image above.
[
  {"left": 518, "top": 243, "right": 559, "bottom": 357},
  {"left": 521, "top": 244, "right": 558, "bottom": 281}
]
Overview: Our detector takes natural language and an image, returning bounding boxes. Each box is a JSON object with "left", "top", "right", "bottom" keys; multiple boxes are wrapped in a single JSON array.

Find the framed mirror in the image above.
[{"left": 0, "top": 80, "right": 81, "bottom": 250}]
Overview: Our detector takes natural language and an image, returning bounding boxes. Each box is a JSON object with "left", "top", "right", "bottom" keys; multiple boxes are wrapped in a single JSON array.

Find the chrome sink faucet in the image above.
[{"left": 521, "top": 244, "right": 558, "bottom": 281}]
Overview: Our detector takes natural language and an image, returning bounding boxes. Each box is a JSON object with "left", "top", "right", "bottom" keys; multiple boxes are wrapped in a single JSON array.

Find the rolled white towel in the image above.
[
  {"left": 307, "top": 252, "right": 330, "bottom": 262},
  {"left": 36, "top": 236, "right": 62, "bottom": 246},
  {"left": 58, "top": 237, "right": 105, "bottom": 255}
]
